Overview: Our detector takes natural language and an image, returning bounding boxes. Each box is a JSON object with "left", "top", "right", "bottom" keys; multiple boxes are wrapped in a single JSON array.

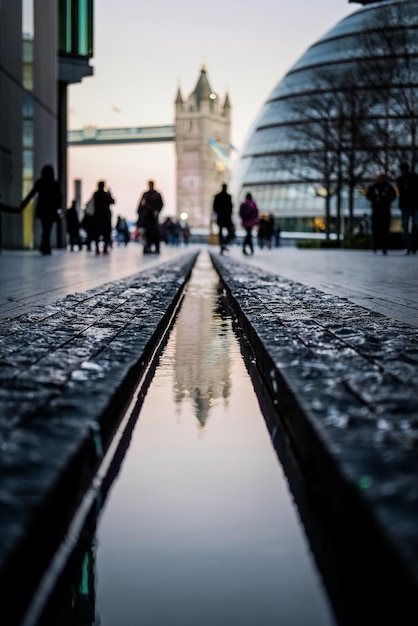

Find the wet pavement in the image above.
[
  {"left": 225, "top": 245, "right": 418, "bottom": 327},
  {"left": 211, "top": 250, "right": 418, "bottom": 609},
  {"left": 0, "top": 242, "right": 418, "bottom": 624}
]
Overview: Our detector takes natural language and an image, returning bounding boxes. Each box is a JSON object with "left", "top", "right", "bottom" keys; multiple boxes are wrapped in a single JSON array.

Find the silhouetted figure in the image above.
[
  {"left": 182, "top": 221, "right": 191, "bottom": 245},
  {"left": 239, "top": 192, "right": 259, "bottom": 255},
  {"left": 396, "top": 162, "right": 418, "bottom": 254},
  {"left": 137, "top": 180, "right": 164, "bottom": 254},
  {"left": 265, "top": 214, "right": 275, "bottom": 249},
  {"left": 92, "top": 181, "right": 114, "bottom": 255},
  {"left": 162, "top": 217, "right": 181, "bottom": 246},
  {"left": 257, "top": 214, "right": 274, "bottom": 249},
  {"left": 366, "top": 173, "right": 396, "bottom": 255},
  {"left": 274, "top": 221, "right": 282, "bottom": 247},
  {"left": 20, "top": 164, "right": 62, "bottom": 255},
  {"left": 66, "top": 200, "right": 81, "bottom": 251},
  {"left": 116, "top": 215, "right": 130, "bottom": 246},
  {"left": 213, "top": 183, "right": 234, "bottom": 254},
  {"left": 81, "top": 200, "right": 95, "bottom": 251}
]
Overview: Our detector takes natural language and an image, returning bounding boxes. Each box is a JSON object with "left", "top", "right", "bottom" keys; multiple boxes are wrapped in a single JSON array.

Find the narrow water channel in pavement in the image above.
[{"left": 37, "top": 251, "right": 336, "bottom": 626}]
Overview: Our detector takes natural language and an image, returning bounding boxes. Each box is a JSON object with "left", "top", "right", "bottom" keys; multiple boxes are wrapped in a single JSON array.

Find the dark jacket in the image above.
[
  {"left": 213, "top": 190, "right": 233, "bottom": 227},
  {"left": 239, "top": 199, "right": 259, "bottom": 227},
  {"left": 396, "top": 172, "right": 418, "bottom": 210},
  {"left": 366, "top": 181, "right": 396, "bottom": 212},
  {"left": 137, "top": 189, "right": 163, "bottom": 227},
  {"left": 66, "top": 204, "right": 80, "bottom": 235},
  {"left": 93, "top": 189, "right": 114, "bottom": 237},
  {"left": 22, "top": 177, "right": 62, "bottom": 222}
]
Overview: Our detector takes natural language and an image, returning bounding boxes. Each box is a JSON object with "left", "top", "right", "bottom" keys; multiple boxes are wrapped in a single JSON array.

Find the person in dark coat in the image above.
[
  {"left": 137, "top": 180, "right": 164, "bottom": 254},
  {"left": 92, "top": 181, "right": 115, "bottom": 254},
  {"left": 66, "top": 200, "right": 81, "bottom": 251},
  {"left": 239, "top": 192, "right": 259, "bottom": 255},
  {"left": 213, "top": 183, "right": 234, "bottom": 254},
  {"left": 366, "top": 173, "right": 397, "bottom": 255},
  {"left": 20, "top": 164, "right": 62, "bottom": 255},
  {"left": 395, "top": 162, "right": 418, "bottom": 254}
]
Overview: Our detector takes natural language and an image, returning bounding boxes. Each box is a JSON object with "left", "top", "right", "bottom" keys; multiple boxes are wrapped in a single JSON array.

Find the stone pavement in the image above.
[
  {"left": 211, "top": 248, "right": 418, "bottom": 619},
  {"left": 1, "top": 243, "right": 418, "bottom": 623},
  {"left": 225, "top": 244, "right": 418, "bottom": 327},
  {"left": 0, "top": 246, "right": 199, "bottom": 626}
]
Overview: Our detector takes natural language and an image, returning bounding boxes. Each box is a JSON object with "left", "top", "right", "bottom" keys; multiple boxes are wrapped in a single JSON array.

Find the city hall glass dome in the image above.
[{"left": 232, "top": 0, "right": 418, "bottom": 232}]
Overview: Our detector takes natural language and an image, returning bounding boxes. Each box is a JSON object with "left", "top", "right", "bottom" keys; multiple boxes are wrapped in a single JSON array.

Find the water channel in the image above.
[{"left": 36, "top": 251, "right": 336, "bottom": 626}]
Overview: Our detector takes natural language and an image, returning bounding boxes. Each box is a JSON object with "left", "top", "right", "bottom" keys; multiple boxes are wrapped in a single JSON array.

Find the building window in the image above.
[
  {"left": 22, "top": 0, "right": 34, "bottom": 37},
  {"left": 22, "top": 1, "right": 34, "bottom": 197},
  {"left": 59, "top": 0, "right": 93, "bottom": 58}
]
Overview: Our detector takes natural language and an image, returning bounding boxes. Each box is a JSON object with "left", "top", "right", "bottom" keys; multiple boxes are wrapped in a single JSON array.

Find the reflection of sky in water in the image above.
[{"left": 95, "top": 251, "right": 335, "bottom": 626}]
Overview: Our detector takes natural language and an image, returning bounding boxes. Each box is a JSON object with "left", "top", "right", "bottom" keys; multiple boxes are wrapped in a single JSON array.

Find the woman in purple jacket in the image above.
[{"left": 239, "top": 192, "right": 259, "bottom": 255}]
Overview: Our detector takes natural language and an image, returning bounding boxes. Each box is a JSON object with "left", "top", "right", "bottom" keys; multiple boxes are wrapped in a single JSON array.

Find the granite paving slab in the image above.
[
  {"left": 0, "top": 251, "right": 198, "bottom": 626},
  {"left": 210, "top": 251, "right": 418, "bottom": 607}
]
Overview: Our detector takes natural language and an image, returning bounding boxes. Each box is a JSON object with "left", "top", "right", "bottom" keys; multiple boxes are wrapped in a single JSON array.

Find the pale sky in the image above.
[{"left": 68, "top": 0, "right": 357, "bottom": 222}]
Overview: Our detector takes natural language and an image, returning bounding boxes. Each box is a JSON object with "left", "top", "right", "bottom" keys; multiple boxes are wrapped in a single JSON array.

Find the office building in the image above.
[{"left": 0, "top": 0, "right": 93, "bottom": 249}]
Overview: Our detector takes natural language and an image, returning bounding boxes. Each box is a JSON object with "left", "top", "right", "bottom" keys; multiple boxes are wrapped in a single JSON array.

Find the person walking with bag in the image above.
[
  {"left": 239, "top": 192, "right": 259, "bottom": 255},
  {"left": 20, "top": 164, "right": 62, "bottom": 255}
]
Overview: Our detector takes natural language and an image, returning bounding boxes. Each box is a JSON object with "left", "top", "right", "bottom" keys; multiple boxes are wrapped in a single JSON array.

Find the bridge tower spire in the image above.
[{"left": 175, "top": 65, "right": 232, "bottom": 228}]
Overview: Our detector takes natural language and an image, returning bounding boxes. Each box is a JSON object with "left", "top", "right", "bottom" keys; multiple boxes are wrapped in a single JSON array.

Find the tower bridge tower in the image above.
[{"left": 175, "top": 65, "right": 231, "bottom": 228}]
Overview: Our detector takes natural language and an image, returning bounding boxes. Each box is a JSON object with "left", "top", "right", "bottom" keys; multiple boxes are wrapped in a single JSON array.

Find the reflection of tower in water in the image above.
[{"left": 172, "top": 253, "right": 232, "bottom": 427}]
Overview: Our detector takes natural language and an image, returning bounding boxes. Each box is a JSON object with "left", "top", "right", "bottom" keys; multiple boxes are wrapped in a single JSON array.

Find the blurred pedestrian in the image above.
[
  {"left": 396, "top": 162, "right": 418, "bottom": 254},
  {"left": 239, "top": 192, "right": 259, "bottom": 255},
  {"left": 66, "top": 200, "right": 81, "bottom": 251},
  {"left": 137, "top": 180, "right": 164, "bottom": 254},
  {"left": 116, "top": 215, "right": 130, "bottom": 246},
  {"left": 366, "top": 173, "right": 396, "bottom": 255},
  {"left": 213, "top": 183, "right": 234, "bottom": 254},
  {"left": 80, "top": 202, "right": 95, "bottom": 251},
  {"left": 20, "top": 164, "right": 62, "bottom": 255},
  {"left": 274, "top": 221, "right": 282, "bottom": 247},
  {"left": 162, "top": 217, "right": 181, "bottom": 246},
  {"left": 92, "top": 181, "right": 114, "bottom": 255},
  {"left": 257, "top": 214, "right": 274, "bottom": 249},
  {"left": 265, "top": 214, "right": 275, "bottom": 249},
  {"left": 182, "top": 221, "right": 191, "bottom": 245}
]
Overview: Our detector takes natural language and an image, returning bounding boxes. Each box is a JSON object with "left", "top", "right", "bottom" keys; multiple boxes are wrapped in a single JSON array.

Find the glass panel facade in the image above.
[
  {"left": 78, "top": 0, "right": 90, "bottom": 55},
  {"left": 22, "top": 0, "right": 34, "bottom": 37},
  {"left": 22, "top": 2, "right": 34, "bottom": 247},
  {"left": 22, "top": 5, "right": 34, "bottom": 203},
  {"left": 59, "top": 0, "right": 93, "bottom": 57},
  {"left": 232, "top": 0, "right": 418, "bottom": 233}
]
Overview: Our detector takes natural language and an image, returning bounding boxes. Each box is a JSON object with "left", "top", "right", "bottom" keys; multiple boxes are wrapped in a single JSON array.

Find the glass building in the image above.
[
  {"left": 232, "top": 0, "right": 418, "bottom": 234},
  {"left": 0, "top": 1, "right": 93, "bottom": 249}
]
